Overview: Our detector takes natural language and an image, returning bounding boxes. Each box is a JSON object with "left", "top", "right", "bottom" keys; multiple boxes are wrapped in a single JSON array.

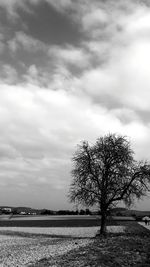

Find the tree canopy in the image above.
[{"left": 69, "top": 134, "right": 150, "bottom": 234}]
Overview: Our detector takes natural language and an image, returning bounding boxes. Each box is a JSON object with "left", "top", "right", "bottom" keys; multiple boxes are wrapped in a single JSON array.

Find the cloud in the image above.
[
  {"left": 77, "top": 36, "right": 150, "bottom": 112},
  {"left": 45, "top": 0, "right": 73, "bottom": 12},
  {"left": 0, "top": 0, "right": 74, "bottom": 20},
  {"left": 8, "top": 31, "right": 47, "bottom": 53},
  {"left": 48, "top": 44, "right": 90, "bottom": 70},
  {"left": 0, "top": 0, "right": 28, "bottom": 19},
  {"left": 62, "top": 2, "right": 150, "bottom": 116},
  {"left": 81, "top": 8, "right": 109, "bottom": 32},
  {"left": 0, "top": 33, "right": 5, "bottom": 54},
  {"left": 0, "top": 42, "right": 5, "bottom": 54},
  {"left": 0, "top": 65, "right": 18, "bottom": 84}
]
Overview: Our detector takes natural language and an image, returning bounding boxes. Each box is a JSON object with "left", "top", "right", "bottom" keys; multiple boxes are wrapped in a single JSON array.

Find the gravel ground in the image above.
[
  {"left": 0, "top": 234, "right": 93, "bottom": 267},
  {"left": 0, "top": 226, "right": 125, "bottom": 266}
]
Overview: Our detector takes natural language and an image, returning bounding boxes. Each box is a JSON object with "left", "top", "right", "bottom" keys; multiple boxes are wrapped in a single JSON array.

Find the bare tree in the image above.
[{"left": 69, "top": 134, "right": 150, "bottom": 235}]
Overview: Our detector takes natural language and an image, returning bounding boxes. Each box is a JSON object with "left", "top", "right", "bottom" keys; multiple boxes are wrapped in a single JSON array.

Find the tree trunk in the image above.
[{"left": 100, "top": 211, "right": 107, "bottom": 235}]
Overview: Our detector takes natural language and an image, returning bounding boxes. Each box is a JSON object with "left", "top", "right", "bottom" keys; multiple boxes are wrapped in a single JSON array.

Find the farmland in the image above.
[
  {"left": 0, "top": 217, "right": 149, "bottom": 266},
  {"left": 0, "top": 215, "right": 134, "bottom": 227},
  {"left": 0, "top": 223, "right": 126, "bottom": 266}
]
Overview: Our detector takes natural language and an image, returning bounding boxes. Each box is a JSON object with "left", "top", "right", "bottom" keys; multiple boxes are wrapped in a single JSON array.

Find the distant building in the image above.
[{"left": 2, "top": 207, "right": 12, "bottom": 212}]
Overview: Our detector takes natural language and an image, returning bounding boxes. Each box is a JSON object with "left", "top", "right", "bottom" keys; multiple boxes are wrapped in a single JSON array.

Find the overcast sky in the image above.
[{"left": 0, "top": 0, "right": 150, "bottom": 210}]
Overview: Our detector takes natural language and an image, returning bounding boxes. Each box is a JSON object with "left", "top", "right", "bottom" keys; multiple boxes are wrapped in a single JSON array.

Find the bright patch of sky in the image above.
[{"left": 0, "top": 0, "right": 150, "bottom": 210}]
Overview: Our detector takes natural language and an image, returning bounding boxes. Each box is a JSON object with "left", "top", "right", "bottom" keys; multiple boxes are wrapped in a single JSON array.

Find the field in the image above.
[
  {"left": 0, "top": 217, "right": 149, "bottom": 266},
  {"left": 0, "top": 215, "right": 134, "bottom": 227}
]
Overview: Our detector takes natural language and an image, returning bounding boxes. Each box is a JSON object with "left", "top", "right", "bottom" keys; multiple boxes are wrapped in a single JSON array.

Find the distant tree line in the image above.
[
  {"left": 0, "top": 207, "right": 93, "bottom": 216},
  {"left": 40, "top": 208, "right": 92, "bottom": 215}
]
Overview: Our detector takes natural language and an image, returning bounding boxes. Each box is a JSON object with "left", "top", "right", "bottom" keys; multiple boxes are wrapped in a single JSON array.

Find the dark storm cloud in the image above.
[{"left": 23, "top": 2, "right": 82, "bottom": 45}]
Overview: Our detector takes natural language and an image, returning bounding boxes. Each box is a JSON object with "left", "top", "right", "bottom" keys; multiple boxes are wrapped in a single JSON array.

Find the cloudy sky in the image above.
[{"left": 0, "top": 0, "right": 150, "bottom": 210}]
